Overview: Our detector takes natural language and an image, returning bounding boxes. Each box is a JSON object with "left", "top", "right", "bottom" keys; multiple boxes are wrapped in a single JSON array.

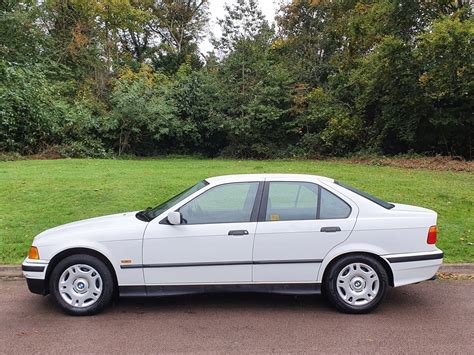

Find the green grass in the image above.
[{"left": 0, "top": 158, "right": 472, "bottom": 264}]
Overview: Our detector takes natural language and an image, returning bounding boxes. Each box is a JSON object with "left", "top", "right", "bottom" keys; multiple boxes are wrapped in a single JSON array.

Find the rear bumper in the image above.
[{"left": 384, "top": 250, "right": 443, "bottom": 287}]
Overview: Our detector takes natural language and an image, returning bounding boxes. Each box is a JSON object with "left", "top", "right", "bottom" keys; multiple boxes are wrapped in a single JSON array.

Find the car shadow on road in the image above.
[
  {"left": 28, "top": 280, "right": 434, "bottom": 317},
  {"left": 98, "top": 284, "right": 430, "bottom": 316}
]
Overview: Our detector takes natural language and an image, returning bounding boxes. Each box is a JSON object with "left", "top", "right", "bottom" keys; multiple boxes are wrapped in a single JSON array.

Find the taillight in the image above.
[{"left": 427, "top": 226, "right": 437, "bottom": 244}]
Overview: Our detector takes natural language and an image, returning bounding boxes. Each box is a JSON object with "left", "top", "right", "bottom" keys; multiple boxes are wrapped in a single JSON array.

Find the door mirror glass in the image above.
[{"left": 167, "top": 211, "right": 182, "bottom": 225}]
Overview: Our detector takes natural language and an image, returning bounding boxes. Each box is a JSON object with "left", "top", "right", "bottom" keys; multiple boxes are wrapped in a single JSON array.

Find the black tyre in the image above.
[
  {"left": 49, "top": 254, "right": 114, "bottom": 316},
  {"left": 323, "top": 254, "right": 388, "bottom": 314}
]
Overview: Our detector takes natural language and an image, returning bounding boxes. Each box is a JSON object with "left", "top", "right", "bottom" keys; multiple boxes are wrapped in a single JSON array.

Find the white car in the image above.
[{"left": 23, "top": 174, "right": 443, "bottom": 315}]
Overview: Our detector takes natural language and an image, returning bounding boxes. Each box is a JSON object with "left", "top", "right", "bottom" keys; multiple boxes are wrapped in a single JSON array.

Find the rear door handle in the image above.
[
  {"left": 228, "top": 230, "right": 249, "bottom": 236},
  {"left": 320, "top": 226, "right": 341, "bottom": 233}
]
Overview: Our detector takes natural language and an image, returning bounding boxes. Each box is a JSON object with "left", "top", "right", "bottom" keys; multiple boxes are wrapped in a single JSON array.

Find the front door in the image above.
[
  {"left": 143, "top": 182, "right": 261, "bottom": 285},
  {"left": 252, "top": 180, "right": 358, "bottom": 282}
]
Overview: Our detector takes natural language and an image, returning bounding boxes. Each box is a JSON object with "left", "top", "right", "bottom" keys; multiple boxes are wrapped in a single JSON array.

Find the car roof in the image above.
[{"left": 205, "top": 174, "right": 334, "bottom": 184}]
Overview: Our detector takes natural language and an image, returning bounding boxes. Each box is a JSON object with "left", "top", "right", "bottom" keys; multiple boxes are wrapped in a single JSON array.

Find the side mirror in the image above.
[{"left": 167, "top": 211, "right": 182, "bottom": 225}]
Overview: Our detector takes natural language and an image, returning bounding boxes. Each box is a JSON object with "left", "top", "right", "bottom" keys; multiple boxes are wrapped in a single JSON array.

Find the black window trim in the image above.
[
  {"left": 335, "top": 181, "right": 394, "bottom": 210},
  {"left": 161, "top": 181, "right": 264, "bottom": 225},
  {"left": 258, "top": 181, "right": 352, "bottom": 222}
]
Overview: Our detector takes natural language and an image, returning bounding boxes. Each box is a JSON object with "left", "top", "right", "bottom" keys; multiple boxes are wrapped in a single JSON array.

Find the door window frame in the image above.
[{"left": 257, "top": 181, "right": 352, "bottom": 222}]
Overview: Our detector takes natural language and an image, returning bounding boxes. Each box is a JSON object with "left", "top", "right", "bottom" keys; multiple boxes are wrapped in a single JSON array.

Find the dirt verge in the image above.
[{"left": 343, "top": 156, "right": 473, "bottom": 173}]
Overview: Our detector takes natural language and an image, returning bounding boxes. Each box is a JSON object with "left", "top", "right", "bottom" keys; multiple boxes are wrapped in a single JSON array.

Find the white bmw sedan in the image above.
[{"left": 22, "top": 174, "right": 443, "bottom": 315}]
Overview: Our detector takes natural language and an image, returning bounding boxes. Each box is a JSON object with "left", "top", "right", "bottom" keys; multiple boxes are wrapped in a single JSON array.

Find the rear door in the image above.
[{"left": 252, "top": 179, "right": 358, "bottom": 282}]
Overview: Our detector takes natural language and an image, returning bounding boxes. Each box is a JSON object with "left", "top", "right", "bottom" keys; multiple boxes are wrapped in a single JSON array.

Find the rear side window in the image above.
[
  {"left": 264, "top": 182, "right": 351, "bottom": 221},
  {"left": 335, "top": 181, "right": 394, "bottom": 209},
  {"left": 319, "top": 188, "right": 351, "bottom": 219},
  {"left": 265, "top": 182, "right": 319, "bottom": 221}
]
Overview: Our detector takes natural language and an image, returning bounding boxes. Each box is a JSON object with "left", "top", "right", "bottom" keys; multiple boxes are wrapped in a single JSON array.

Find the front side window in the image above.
[
  {"left": 179, "top": 182, "right": 259, "bottom": 224},
  {"left": 265, "top": 182, "right": 319, "bottom": 221}
]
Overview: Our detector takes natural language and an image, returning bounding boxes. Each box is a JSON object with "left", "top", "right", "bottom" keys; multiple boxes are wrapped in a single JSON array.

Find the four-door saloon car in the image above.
[{"left": 22, "top": 174, "right": 443, "bottom": 315}]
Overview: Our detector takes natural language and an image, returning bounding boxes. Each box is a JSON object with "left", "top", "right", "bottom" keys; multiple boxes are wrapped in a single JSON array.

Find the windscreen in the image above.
[{"left": 144, "top": 180, "right": 208, "bottom": 220}]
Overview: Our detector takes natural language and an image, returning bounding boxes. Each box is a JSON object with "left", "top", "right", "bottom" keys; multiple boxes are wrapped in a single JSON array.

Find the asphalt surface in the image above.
[{"left": 1, "top": 279, "right": 473, "bottom": 354}]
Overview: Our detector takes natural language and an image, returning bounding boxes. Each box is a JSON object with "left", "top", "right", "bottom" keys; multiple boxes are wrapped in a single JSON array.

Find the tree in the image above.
[
  {"left": 172, "top": 63, "right": 228, "bottom": 156},
  {"left": 347, "top": 36, "right": 427, "bottom": 154},
  {"left": 109, "top": 65, "right": 180, "bottom": 155},
  {"left": 0, "top": 62, "right": 60, "bottom": 153},
  {"left": 292, "top": 87, "right": 362, "bottom": 156},
  {"left": 417, "top": 15, "right": 474, "bottom": 158},
  {"left": 213, "top": 1, "right": 293, "bottom": 157},
  {"left": 213, "top": 0, "right": 269, "bottom": 56},
  {"left": 0, "top": 0, "right": 46, "bottom": 65},
  {"left": 147, "top": 0, "right": 209, "bottom": 73},
  {"left": 276, "top": 0, "right": 342, "bottom": 86}
]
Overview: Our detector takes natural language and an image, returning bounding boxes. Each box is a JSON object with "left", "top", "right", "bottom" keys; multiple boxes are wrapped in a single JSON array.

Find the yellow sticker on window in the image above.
[{"left": 270, "top": 214, "right": 280, "bottom": 221}]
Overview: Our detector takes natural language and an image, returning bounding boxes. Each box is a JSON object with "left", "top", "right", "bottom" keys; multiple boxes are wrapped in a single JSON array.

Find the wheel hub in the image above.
[
  {"left": 73, "top": 278, "right": 89, "bottom": 293},
  {"left": 350, "top": 277, "right": 366, "bottom": 292}
]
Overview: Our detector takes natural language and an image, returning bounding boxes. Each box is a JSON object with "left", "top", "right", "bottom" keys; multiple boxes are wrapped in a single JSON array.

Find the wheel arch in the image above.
[
  {"left": 320, "top": 251, "right": 394, "bottom": 287},
  {"left": 44, "top": 247, "right": 118, "bottom": 295}
]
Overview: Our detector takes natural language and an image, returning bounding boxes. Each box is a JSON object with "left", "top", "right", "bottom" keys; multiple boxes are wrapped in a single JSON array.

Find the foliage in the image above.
[
  {"left": 216, "top": 28, "right": 294, "bottom": 157},
  {"left": 0, "top": 0, "right": 472, "bottom": 159},
  {"left": 294, "top": 87, "right": 362, "bottom": 156},
  {"left": 348, "top": 36, "right": 426, "bottom": 154},
  {"left": 213, "top": 0, "right": 268, "bottom": 56},
  {"left": 0, "top": 62, "right": 62, "bottom": 154},
  {"left": 416, "top": 15, "right": 474, "bottom": 157},
  {"left": 109, "top": 65, "right": 179, "bottom": 155},
  {"left": 172, "top": 66, "right": 227, "bottom": 155}
]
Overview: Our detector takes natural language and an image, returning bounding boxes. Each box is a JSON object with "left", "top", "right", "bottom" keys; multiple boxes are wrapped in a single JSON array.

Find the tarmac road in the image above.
[{"left": 0, "top": 279, "right": 473, "bottom": 354}]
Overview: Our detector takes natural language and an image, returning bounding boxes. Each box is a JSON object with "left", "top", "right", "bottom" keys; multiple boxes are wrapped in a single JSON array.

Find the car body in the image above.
[{"left": 23, "top": 174, "right": 443, "bottom": 315}]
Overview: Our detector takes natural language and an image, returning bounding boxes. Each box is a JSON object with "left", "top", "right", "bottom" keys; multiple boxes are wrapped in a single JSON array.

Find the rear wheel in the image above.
[
  {"left": 49, "top": 254, "right": 114, "bottom": 316},
  {"left": 323, "top": 254, "right": 388, "bottom": 314}
]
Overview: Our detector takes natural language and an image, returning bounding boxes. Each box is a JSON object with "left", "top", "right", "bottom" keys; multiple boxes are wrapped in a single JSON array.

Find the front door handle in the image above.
[
  {"left": 321, "top": 226, "right": 341, "bottom": 233},
  {"left": 228, "top": 230, "right": 249, "bottom": 236}
]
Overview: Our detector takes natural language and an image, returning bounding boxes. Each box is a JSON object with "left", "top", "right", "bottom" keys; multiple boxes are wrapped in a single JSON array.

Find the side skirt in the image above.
[{"left": 119, "top": 283, "right": 322, "bottom": 298}]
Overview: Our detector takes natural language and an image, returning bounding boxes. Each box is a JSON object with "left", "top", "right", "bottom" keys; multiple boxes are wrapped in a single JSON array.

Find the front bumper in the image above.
[
  {"left": 22, "top": 258, "right": 49, "bottom": 295},
  {"left": 26, "top": 278, "right": 47, "bottom": 295},
  {"left": 22, "top": 258, "right": 48, "bottom": 279}
]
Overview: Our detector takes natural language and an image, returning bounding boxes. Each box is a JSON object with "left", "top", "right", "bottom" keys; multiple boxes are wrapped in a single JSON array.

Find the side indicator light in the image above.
[
  {"left": 28, "top": 246, "right": 40, "bottom": 260},
  {"left": 427, "top": 226, "right": 437, "bottom": 244}
]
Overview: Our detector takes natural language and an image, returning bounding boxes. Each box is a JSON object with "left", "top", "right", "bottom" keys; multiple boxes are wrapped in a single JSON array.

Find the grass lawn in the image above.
[{"left": 0, "top": 158, "right": 472, "bottom": 264}]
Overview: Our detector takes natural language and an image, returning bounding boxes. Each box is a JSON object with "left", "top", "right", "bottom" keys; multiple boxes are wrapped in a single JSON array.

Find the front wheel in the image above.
[
  {"left": 323, "top": 255, "right": 388, "bottom": 314},
  {"left": 49, "top": 254, "right": 114, "bottom": 316}
]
